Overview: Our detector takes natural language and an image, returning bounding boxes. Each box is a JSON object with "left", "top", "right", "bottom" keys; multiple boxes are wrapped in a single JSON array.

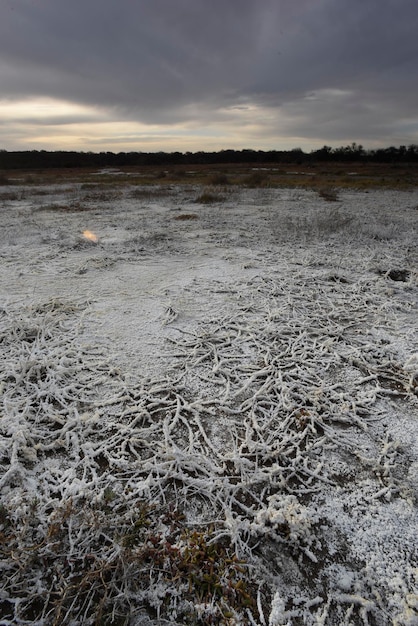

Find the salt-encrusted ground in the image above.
[{"left": 1, "top": 181, "right": 417, "bottom": 625}]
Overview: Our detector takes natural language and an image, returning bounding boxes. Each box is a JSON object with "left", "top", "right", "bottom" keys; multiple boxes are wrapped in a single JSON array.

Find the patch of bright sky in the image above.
[
  {"left": 0, "top": 98, "right": 97, "bottom": 122},
  {"left": 0, "top": 95, "right": 362, "bottom": 153}
]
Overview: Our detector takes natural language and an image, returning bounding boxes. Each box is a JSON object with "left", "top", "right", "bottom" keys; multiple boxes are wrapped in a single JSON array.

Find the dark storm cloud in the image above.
[
  {"left": 0, "top": 0, "right": 417, "bottom": 147},
  {"left": 0, "top": 0, "right": 263, "bottom": 115}
]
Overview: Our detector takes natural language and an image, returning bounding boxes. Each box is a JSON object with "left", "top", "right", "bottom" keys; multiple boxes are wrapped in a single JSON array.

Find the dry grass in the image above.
[
  {"left": 241, "top": 171, "right": 270, "bottom": 188},
  {"left": 4, "top": 162, "right": 417, "bottom": 190},
  {"left": 206, "top": 172, "right": 231, "bottom": 186},
  {"left": 0, "top": 499, "right": 259, "bottom": 625},
  {"left": 271, "top": 205, "right": 354, "bottom": 241},
  {"left": 130, "top": 185, "right": 173, "bottom": 199},
  {"left": 194, "top": 188, "right": 225, "bottom": 204}
]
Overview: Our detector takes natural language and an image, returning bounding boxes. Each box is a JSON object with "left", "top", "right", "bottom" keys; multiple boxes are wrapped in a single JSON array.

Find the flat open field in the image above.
[
  {"left": 3, "top": 160, "right": 418, "bottom": 191},
  {"left": 1, "top": 173, "right": 418, "bottom": 624}
]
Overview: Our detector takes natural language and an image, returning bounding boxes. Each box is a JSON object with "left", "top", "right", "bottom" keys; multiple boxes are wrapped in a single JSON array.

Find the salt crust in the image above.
[{"left": 1, "top": 184, "right": 417, "bottom": 624}]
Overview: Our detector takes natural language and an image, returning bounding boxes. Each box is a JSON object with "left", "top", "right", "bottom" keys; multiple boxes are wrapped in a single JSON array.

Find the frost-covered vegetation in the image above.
[{"left": 1, "top": 181, "right": 417, "bottom": 624}]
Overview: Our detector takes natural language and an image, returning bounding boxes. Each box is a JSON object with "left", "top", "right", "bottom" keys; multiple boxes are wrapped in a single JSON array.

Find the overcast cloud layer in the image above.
[{"left": 1, "top": 0, "right": 417, "bottom": 152}]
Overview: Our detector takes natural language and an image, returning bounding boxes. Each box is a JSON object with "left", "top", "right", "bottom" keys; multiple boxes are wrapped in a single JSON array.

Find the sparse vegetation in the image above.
[
  {"left": 194, "top": 187, "right": 225, "bottom": 203},
  {"left": 173, "top": 169, "right": 188, "bottom": 178},
  {"left": 0, "top": 498, "right": 259, "bottom": 625},
  {"left": 174, "top": 213, "right": 199, "bottom": 220},
  {"left": 130, "top": 185, "right": 172, "bottom": 199},
  {"left": 0, "top": 190, "right": 20, "bottom": 201},
  {"left": 318, "top": 187, "right": 339, "bottom": 201},
  {"left": 207, "top": 172, "right": 231, "bottom": 186},
  {"left": 313, "top": 206, "right": 353, "bottom": 233},
  {"left": 36, "top": 201, "right": 88, "bottom": 212},
  {"left": 80, "top": 188, "right": 122, "bottom": 202},
  {"left": 242, "top": 171, "right": 269, "bottom": 187},
  {"left": 1, "top": 178, "right": 417, "bottom": 625},
  {"left": 1, "top": 156, "right": 418, "bottom": 190},
  {"left": 271, "top": 205, "right": 354, "bottom": 240}
]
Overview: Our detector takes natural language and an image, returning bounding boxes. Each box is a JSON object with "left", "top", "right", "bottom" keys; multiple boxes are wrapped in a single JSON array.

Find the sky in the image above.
[{"left": 0, "top": 0, "right": 417, "bottom": 153}]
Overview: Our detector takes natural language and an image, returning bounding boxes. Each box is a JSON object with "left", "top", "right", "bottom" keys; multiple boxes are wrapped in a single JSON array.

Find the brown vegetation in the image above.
[{"left": 1, "top": 161, "right": 416, "bottom": 191}]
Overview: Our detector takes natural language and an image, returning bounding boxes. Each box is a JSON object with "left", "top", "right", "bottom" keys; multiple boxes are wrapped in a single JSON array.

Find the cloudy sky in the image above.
[{"left": 0, "top": 0, "right": 417, "bottom": 153}]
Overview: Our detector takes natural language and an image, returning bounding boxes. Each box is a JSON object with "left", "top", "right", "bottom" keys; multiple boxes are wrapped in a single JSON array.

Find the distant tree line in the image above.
[{"left": 0, "top": 143, "right": 418, "bottom": 170}]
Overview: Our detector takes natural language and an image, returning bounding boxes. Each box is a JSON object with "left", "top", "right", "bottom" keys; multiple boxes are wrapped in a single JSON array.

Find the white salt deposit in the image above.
[{"left": 0, "top": 182, "right": 417, "bottom": 624}]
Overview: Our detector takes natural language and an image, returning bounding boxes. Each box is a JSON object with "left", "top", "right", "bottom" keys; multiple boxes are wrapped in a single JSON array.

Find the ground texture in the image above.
[{"left": 1, "top": 180, "right": 418, "bottom": 625}]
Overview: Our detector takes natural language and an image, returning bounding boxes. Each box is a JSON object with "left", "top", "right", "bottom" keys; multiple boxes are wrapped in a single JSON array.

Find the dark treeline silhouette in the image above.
[{"left": 1, "top": 143, "right": 418, "bottom": 170}]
